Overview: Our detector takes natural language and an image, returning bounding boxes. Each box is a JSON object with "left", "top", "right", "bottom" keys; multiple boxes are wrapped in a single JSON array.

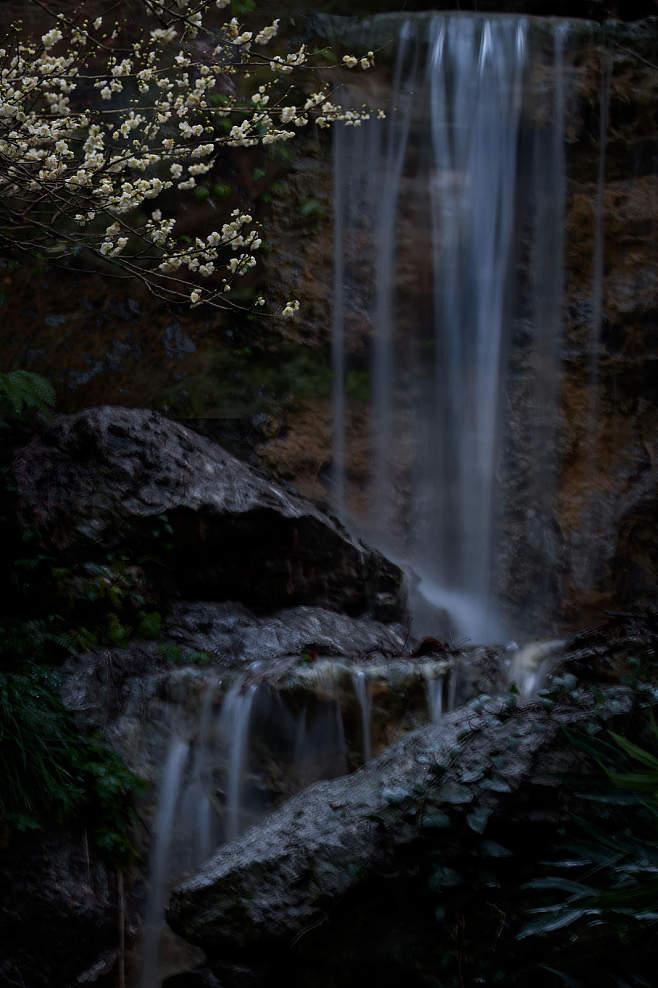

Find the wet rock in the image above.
[
  {"left": 59, "top": 603, "right": 407, "bottom": 723},
  {"left": 57, "top": 603, "right": 408, "bottom": 782},
  {"left": 168, "top": 686, "right": 634, "bottom": 986},
  {"left": 14, "top": 407, "right": 404, "bottom": 620},
  {"left": 168, "top": 601, "right": 407, "bottom": 663},
  {"left": 0, "top": 833, "right": 117, "bottom": 988}
]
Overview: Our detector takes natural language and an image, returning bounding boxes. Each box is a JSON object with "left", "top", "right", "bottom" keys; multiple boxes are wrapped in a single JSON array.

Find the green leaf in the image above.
[
  {"left": 610, "top": 732, "right": 658, "bottom": 771},
  {"left": 518, "top": 909, "right": 597, "bottom": 939},
  {"left": 0, "top": 370, "right": 55, "bottom": 418},
  {"left": 523, "top": 878, "right": 595, "bottom": 898}
]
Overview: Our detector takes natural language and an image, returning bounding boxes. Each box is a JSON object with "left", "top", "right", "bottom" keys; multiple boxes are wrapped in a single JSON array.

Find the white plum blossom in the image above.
[
  {"left": 0, "top": 0, "right": 376, "bottom": 314},
  {"left": 255, "top": 21, "right": 280, "bottom": 46},
  {"left": 41, "top": 28, "right": 63, "bottom": 50}
]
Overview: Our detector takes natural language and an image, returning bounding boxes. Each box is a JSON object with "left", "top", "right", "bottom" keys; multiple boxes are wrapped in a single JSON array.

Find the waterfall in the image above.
[
  {"left": 140, "top": 736, "right": 189, "bottom": 988},
  {"left": 192, "top": 683, "right": 216, "bottom": 863},
  {"left": 579, "top": 49, "right": 611, "bottom": 586},
  {"left": 331, "top": 14, "right": 581, "bottom": 643},
  {"left": 352, "top": 670, "right": 372, "bottom": 763},
  {"left": 218, "top": 679, "right": 258, "bottom": 842},
  {"left": 424, "top": 671, "right": 444, "bottom": 723}
]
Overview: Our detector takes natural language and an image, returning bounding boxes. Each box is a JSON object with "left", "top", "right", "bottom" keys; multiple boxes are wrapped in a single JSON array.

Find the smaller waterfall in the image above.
[
  {"left": 508, "top": 639, "right": 564, "bottom": 697},
  {"left": 424, "top": 671, "right": 444, "bottom": 723},
  {"left": 218, "top": 679, "right": 258, "bottom": 842},
  {"left": 136, "top": 655, "right": 504, "bottom": 982},
  {"left": 352, "top": 671, "right": 372, "bottom": 763},
  {"left": 140, "top": 736, "right": 189, "bottom": 988},
  {"left": 194, "top": 684, "right": 216, "bottom": 863},
  {"left": 290, "top": 698, "right": 350, "bottom": 786}
]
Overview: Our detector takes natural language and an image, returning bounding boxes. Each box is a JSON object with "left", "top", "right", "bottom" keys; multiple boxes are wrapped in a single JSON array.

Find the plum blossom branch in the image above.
[{"left": 0, "top": 0, "right": 379, "bottom": 317}]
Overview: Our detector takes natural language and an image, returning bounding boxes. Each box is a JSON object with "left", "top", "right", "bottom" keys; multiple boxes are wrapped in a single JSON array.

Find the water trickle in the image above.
[
  {"left": 579, "top": 49, "right": 611, "bottom": 586},
  {"left": 424, "top": 671, "right": 444, "bottom": 723},
  {"left": 140, "top": 736, "right": 189, "bottom": 988},
  {"left": 352, "top": 670, "right": 373, "bottom": 763},
  {"left": 218, "top": 679, "right": 258, "bottom": 842},
  {"left": 331, "top": 14, "right": 584, "bottom": 643},
  {"left": 193, "top": 683, "right": 217, "bottom": 863}
]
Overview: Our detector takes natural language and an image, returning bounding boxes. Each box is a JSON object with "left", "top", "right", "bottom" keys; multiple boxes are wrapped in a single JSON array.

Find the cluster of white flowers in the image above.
[
  {"left": 342, "top": 51, "right": 375, "bottom": 71},
  {"left": 282, "top": 299, "right": 300, "bottom": 319},
  {"left": 0, "top": 0, "right": 376, "bottom": 313}
]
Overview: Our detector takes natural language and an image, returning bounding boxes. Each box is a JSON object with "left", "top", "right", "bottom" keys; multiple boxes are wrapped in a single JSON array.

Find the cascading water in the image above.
[
  {"left": 134, "top": 648, "right": 542, "bottom": 984},
  {"left": 217, "top": 679, "right": 258, "bottom": 842},
  {"left": 424, "top": 671, "right": 444, "bottom": 723},
  {"left": 351, "top": 670, "right": 373, "bottom": 762},
  {"left": 331, "top": 14, "right": 595, "bottom": 643},
  {"left": 140, "top": 736, "right": 190, "bottom": 988},
  {"left": 138, "top": 679, "right": 259, "bottom": 986}
]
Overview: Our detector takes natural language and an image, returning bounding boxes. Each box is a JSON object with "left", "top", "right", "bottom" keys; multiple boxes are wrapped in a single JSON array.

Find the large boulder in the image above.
[
  {"left": 167, "top": 685, "right": 634, "bottom": 987},
  {"left": 14, "top": 407, "right": 404, "bottom": 620}
]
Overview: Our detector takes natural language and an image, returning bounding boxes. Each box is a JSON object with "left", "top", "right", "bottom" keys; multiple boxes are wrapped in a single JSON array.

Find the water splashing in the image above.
[{"left": 508, "top": 639, "right": 565, "bottom": 697}]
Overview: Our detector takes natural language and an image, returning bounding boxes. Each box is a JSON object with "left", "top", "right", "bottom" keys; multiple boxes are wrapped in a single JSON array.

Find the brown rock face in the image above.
[{"left": 13, "top": 407, "right": 405, "bottom": 620}]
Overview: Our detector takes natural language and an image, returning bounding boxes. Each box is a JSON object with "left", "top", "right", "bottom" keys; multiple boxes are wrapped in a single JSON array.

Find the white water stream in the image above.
[{"left": 331, "top": 14, "right": 610, "bottom": 643}]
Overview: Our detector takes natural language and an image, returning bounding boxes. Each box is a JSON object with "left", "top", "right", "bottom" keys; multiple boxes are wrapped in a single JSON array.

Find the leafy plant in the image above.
[
  {"left": 232, "top": 0, "right": 256, "bottom": 13},
  {"left": 0, "top": 666, "right": 141, "bottom": 860},
  {"left": 518, "top": 713, "right": 658, "bottom": 980},
  {"left": 0, "top": 370, "right": 55, "bottom": 419},
  {"left": 299, "top": 197, "right": 327, "bottom": 221},
  {"left": 158, "top": 642, "right": 211, "bottom": 667}
]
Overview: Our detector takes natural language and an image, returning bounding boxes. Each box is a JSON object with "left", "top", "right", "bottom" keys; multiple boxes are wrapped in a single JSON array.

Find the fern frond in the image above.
[{"left": 0, "top": 370, "right": 55, "bottom": 417}]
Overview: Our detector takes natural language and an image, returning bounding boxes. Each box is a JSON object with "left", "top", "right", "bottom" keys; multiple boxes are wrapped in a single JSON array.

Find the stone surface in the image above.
[
  {"left": 58, "top": 599, "right": 507, "bottom": 790},
  {"left": 168, "top": 600, "right": 407, "bottom": 663},
  {"left": 14, "top": 407, "right": 404, "bottom": 620},
  {"left": 168, "top": 686, "right": 634, "bottom": 986},
  {"left": 0, "top": 833, "right": 117, "bottom": 988},
  {"left": 57, "top": 602, "right": 409, "bottom": 785}
]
